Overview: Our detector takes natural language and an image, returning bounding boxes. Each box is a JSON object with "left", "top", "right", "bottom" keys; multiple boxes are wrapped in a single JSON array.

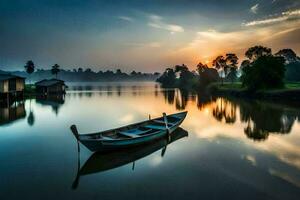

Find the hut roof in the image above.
[
  {"left": 0, "top": 74, "right": 25, "bottom": 81},
  {"left": 35, "top": 79, "right": 65, "bottom": 87}
]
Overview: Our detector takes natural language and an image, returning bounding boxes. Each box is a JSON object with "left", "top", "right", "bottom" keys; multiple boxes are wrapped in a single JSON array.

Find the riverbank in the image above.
[{"left": 208, "top": 82, "right": 300, "bottom": 101}]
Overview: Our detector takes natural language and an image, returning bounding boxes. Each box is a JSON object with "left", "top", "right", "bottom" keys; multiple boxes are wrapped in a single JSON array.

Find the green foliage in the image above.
[{"left": 241, "top": 55, "right": 285, "bottom": 90}]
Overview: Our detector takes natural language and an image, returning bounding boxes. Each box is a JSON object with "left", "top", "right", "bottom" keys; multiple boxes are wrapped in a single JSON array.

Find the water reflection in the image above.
[
  {"left": 0, "top": 101, "right": 26, "bottom": 126},
  {"left": 160, "top": 89, "right": 300, "bottom": 141},
  {"left": 72, "top": 127, "right": 188, "bottom": 189},
  {"left": 36, "top": 94, "right": 65, "bottom": 115}
]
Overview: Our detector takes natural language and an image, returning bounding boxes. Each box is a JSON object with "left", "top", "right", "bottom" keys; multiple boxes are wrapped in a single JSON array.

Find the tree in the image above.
[
  {"left": 241, "top": 55, "right": 285, "bottom": 90},
  {"left": 24, "top": 60, "right": 35, "bottom": 83},
  {"left": 275, "top": 49, "right": 298, "bottom": 64},
  {"left": 245, "top": 45, "right": 272, "bottom": 61},
  {"left": 225, "top": 53, "right": 239, "bottom": 83},
  {"left": 130, "top": 71, "right": 137, "bottom": 76},
  {"left": 156, "top": 68, "right": 176, "bottom": 87},
  {"left": 197, "top": 62, "right": 219, "bottom": 86},
  {"left": 116, "top": 69, "right": 122, "bottom": 74},
  {"left": 174, "top": 64, "right": 195, "bottom": 89},
  {"left": 51, "top": 64, "right": 60, "bottom": 79},
  {"left": 78, "top": 68, "right": 83, "bottom": 73},
  {"left": 212, "top": 55, "right": 227, "bottom": 85}
]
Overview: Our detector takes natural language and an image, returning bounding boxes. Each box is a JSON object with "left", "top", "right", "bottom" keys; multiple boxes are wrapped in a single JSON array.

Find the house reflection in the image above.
[
  {"left": 0, "top": 101, "right": 26, "bottom": 126},
  {"left": 36, "top": 94, "right": 65, "bottom": 115}
]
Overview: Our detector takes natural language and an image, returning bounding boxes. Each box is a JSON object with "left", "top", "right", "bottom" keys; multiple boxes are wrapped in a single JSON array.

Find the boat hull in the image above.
[{"left": 81, "top": 123, "right": 179, "bottom": 152}]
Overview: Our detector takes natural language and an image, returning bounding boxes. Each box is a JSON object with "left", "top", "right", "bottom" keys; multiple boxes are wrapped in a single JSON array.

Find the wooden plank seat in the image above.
[
  {"left": 118, "top": 128, "right": 151, "bottom": 138},
  {"left": 144, "top": 124, "right": 166, "bottom": 130}
]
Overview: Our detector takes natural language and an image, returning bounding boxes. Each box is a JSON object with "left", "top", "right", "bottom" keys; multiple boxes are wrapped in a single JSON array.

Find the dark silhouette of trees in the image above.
[
  {"left": 225, "top": 53, "right": 239, "bottom": 83},
  {"left": 212, "top": 56, "right": 227, "bottom": 84},
  {"left": 274, "top": 49, "right": 300, "bottom": 82},
  {"left": 156, "top": 68, "right": 176, "bottom": 87},
  {"left": 245, "top": 45, "right": 272, "bottom": 61},
  {"left": 24, "top": 60, "right": 35, "bottom": 83},
  {"left": 197, "top": 62, "right": 219, "bottom": 86},
  {"left": 241, "top": 55, "right": 285, "bottom": 90},
  {"left": 275, "top": 49, "right": 298, "bottom": 64},
  {"left": 51, "top": 64, "right": 60, "bottom": 79},
  {"left": 175, "top": 64, "right": 196, "bottom": 89}
]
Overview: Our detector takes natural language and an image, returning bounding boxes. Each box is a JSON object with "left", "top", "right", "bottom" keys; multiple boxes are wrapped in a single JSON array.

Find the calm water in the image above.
[{"left": 1, "top": 82, "right": 300, "bottom": 200}]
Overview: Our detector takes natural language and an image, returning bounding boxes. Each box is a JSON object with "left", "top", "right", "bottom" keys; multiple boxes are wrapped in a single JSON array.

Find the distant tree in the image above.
[
  {"left": 275, "top": 49, "right": 298, "bottom": 64},
  {"left": 130, "top": 71, "right": 137, "bottom": 76},
  {"left": 51, "top": 64, "right": 60, "bottom": 79},
  {"left": 85, "top": 68, "right": 92, "bottom": 73},
  {"left": 197, "top": 62, "right": 219, "bottom": 86},
  {"left": 175, "top": 64, "right": 195, "bottom": 89},
  {"left": 157, "top": 68, "right": 176, "bottom": 87},
  {"left": 225, "top": 53, "right": 239, "bottom": 83},
  {"left": 24, "top": 60, "right": 35, "bottom": 83},
  {"left": 116, "top": 69, "right": 122, "bottom": 74},
  {"left": 212, "top": 55, "right": 227, "bottom": 85},
  {"left": 241, "top": 55, "right": 285, "bottom": 90},
  {"left": 245, "top": 45, "right": 272, "bottom": 61},
  {"left": 78, "top": 68, "right": 83, "bottom": 73}
]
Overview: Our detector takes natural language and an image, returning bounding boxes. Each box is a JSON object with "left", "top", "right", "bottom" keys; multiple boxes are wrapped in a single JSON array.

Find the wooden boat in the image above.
[
  {"left": 72, "top": 127, "right": 188, "bottom": 189},
  {"left": 70, "top": 111, "right": 187, "bottom": 152}
]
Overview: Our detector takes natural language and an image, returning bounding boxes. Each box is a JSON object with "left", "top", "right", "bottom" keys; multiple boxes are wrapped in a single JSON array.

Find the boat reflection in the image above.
[{"left": 72, "top": 127, "right": 188, "bottom": 189}]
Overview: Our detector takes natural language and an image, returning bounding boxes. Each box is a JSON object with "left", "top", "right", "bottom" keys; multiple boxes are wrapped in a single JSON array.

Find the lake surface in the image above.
[{"left": 1, "top": 82, "right": 300, "bottom": 200}]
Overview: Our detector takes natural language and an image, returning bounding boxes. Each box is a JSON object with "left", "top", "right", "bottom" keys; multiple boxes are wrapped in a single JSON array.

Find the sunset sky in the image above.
[{"left": 1, "top": 0, "right": 300, "bottom": 72}]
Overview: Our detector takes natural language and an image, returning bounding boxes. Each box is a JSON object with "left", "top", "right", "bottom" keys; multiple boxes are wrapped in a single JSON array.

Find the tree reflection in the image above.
[
  {"left": 212, "top": 98, "right": 237, "bottom": 124},
  {"left": 239, "top": 101, "right": 297, "bottom": 141},
  {"left": 206, "top": 97, "right": 299, "bottom": 141}
]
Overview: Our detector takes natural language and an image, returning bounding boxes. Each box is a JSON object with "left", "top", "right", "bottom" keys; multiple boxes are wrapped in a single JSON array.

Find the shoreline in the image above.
[{"left": 208, "top": 83, "right": 300, "bottom": 101}]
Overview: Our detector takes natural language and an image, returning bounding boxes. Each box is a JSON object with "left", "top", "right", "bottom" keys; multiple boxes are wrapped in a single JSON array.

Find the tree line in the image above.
[
  {"left": 157, "top": 46, "right": 300, "bottom": 91},
  {"left": 18, "top": 62, "right": 160, "bottom": 82}
]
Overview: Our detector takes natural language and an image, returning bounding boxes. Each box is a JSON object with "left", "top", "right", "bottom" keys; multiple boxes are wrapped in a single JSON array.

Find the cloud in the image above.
[
  {"left": 250, "top": 4, "right": 259, "bottom": 14},
  {"left": 148, "top": 14, "right": 184, "bottom": 34},
  {"left": 125, "top": 42, "right": 161, "bottom": 48},
  {"left": 244, "top": 9, "right": 300, "bottom": 26},
  {"left": 164, "top": 18, "right": 300, "bottom": 68},
  {"left": 118, "top": 16, "right": 134, "bottom": 22}
]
